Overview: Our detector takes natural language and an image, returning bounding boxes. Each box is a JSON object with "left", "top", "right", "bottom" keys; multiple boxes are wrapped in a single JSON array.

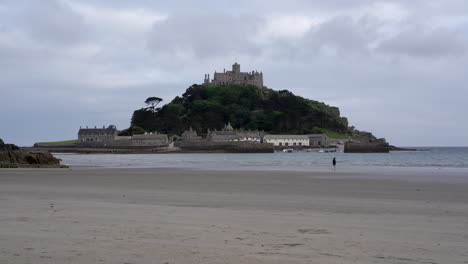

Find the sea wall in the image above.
[
  {"left": 75, "top": 135, "right": 169, "bottom": 148},
  {"left": 175, "top": 141, "right": 274, "bottom": 153},
  {"left": 34, "top": 143, "right": 77, "bottom": 148},
  {"left": 24, "top": 146, "right": 178, "bottom": 154},
  {"left": 344, "top": 142, "right": 390, "bottom": 153}
]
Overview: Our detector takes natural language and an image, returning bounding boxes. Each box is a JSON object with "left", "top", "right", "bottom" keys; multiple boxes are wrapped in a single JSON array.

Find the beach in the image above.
[{"left": 1, "top": 167, "right": 468, "bottom": 263}]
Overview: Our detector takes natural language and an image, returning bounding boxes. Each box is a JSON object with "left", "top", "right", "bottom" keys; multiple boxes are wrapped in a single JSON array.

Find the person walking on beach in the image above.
[{"left": 332, "top": 157, "right": 336, "bottom": 170}]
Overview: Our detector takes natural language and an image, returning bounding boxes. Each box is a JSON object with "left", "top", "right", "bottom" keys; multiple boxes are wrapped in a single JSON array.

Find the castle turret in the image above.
[
  {"left": 232, "top": 63, "right": 240, "bottom": 73},
  {"left": 204, "top": 74, "right": 211, "bottom": 85}
]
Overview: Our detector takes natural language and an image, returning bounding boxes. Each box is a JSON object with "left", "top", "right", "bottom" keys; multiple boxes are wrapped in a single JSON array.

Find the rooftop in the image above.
[{"left": 264, "top": 135, "right": 309, "bottom": 139}]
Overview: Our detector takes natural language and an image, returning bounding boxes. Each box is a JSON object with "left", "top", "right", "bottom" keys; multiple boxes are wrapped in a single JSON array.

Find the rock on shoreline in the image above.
[{"left": 0, "top": 139, "right": 62, "bottom": 167}]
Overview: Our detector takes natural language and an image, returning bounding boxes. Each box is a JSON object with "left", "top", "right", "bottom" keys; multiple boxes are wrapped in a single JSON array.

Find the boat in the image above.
[{"left": 282, "top": 148, "right": 294, "bottom": 153}]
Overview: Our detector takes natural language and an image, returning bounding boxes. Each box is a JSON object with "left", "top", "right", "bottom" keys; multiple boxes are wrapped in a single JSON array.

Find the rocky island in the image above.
[{"left": 32, "top": 63, "right": 390, "bottom": 153}]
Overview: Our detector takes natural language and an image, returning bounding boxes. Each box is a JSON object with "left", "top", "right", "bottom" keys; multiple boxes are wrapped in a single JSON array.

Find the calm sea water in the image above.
[{"left": 55, "top": 147, "right": 468, "bottom": 170}]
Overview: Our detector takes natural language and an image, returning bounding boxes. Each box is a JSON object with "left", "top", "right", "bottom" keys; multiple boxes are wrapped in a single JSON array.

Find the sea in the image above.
[{"left": 55, "top": 147, "right": 468, "bottom": 170}]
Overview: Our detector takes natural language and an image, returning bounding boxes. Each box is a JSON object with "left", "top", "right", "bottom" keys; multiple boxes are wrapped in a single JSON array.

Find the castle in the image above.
[{"left": 203, "top": 63, "right": 264, "bottom": 88}]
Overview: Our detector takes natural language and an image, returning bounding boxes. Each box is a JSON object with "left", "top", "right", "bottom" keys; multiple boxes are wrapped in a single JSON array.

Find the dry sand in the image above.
[{"left": 1, "top": 167, "right": 468, "bottom": 263}]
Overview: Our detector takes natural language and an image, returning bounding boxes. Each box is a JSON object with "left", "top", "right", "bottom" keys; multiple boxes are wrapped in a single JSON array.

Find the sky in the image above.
[{"left": 1, "top": 0, "right": 467, "bottom": 147}]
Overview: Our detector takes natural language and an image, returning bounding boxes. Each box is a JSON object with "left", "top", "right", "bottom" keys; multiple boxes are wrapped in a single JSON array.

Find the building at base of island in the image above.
[
  {"left": 176, "top": 123, "right": 330, "bottom": 150},
  {"left": 175, "top": 123, "right": 272, "bottom": 153},
  {"left": 34, "top": 124, "right": 338, "bottom": 153},
  {"left": 77, "top": 125, "right": 169, "bottom": 148}
]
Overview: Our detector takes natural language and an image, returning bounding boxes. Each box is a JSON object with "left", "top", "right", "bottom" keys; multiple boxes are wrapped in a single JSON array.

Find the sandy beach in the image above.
[{"left": 1, "top": 167, "right": 468, "bottom": 263}]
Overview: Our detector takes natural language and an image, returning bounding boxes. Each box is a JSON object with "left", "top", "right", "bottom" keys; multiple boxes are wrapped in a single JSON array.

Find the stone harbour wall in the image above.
[
  {"left": 344, "top": 142, "right": 390, "bottom": 153},
  {"left": 175, "top": 141, "right": 274, "bottom": 153}
]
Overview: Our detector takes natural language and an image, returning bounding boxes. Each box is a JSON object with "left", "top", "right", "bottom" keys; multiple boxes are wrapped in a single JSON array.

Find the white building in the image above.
[{"left": 264, "top": 135, "right": 310, "bottom": 147}]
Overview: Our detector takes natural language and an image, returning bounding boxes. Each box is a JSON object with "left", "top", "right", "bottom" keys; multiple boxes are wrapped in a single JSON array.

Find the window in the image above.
[
  {"left": 279, "top": 142, "right": 282, "bottom": 146},
  {"left": 299, "top": 143, "right": 302, "bottom": 146},
  {"left": 293, "top": 143, "right": 296, "bottom": 146},
  {"left": 285, "top": 143, "right": 289, "bottom": 146}
]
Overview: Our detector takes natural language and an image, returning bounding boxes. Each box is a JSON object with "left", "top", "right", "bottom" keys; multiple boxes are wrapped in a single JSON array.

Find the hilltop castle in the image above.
[{"left": 203, "top": 63, "right": 264, "bottom": 88}]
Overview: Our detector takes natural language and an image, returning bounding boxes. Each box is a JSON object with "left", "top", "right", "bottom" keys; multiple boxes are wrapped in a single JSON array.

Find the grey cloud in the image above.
[
  {"left": 22, "top": 0, "right": 86, "bottom": 45},
  {"left": 146, "top": 14, "right": 379, "bottom": 65},
  {"left": 148, "top": 13, "right": 263, "bottom": 59},
  {"left": 300, "top": 16, "right": 377, "bottom": 56},
  {"left": 376, "top": 27, "right": 467, "bottom": 58}
]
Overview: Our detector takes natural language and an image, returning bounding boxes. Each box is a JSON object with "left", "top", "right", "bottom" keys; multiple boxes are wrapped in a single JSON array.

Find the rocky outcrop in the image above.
[
  {"left": 389, "top": 145, "right": 418, "bottom": 151},
  {"left": 0, "top": 139, "right": 61, "bottom": 166},
  {"left": 0, "top": 139, "right": 20, "bottom": 152}
]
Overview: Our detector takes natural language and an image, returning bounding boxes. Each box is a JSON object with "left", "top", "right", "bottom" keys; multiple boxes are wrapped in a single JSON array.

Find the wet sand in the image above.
[{"left": 1, "top": 167, "right": 468, "bottom": 263}]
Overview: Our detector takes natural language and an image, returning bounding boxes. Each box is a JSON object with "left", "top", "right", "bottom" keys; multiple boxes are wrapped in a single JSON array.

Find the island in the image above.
[{"left": 32, "top": 63, "right": 390, "bottom": 153}]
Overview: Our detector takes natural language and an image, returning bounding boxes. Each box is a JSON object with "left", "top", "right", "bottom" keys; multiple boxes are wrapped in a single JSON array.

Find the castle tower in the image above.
[
  {"left": 232, "top": 63, "right": 240, "bottom": 73},
  {"left": 203, "top": 74, "right": 211, "bottom": 85}
]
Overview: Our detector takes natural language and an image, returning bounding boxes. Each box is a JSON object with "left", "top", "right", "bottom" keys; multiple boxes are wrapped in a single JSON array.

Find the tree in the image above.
[
  {"left": 117, "top": 126, "right": 146, "bottom": 136},
  {"left": 145, "top": 97, "right": 163, "bottom": 113},
  {"left": 130, "top": 126, "right": 146, "bottom": 135}
]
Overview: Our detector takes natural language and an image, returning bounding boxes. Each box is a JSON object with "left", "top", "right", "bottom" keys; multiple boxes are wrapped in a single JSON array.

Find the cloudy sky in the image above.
[{"left": 1, "top": 0, "right": 467, "bottom": 146}]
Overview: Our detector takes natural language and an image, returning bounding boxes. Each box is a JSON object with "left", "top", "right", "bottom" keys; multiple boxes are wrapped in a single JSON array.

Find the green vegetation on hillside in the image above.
[
  {"left": 117, "top": 126, "right": 146, "bottom": 136},
  {"left": 130, "top": 84, "right": 357, "bottom": 137},
  {"left": 36, "top": 140, "right": 78, "bottom": 145},
  {"left": 317, "top": 128, "right": 350, "bottom": 139}
]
